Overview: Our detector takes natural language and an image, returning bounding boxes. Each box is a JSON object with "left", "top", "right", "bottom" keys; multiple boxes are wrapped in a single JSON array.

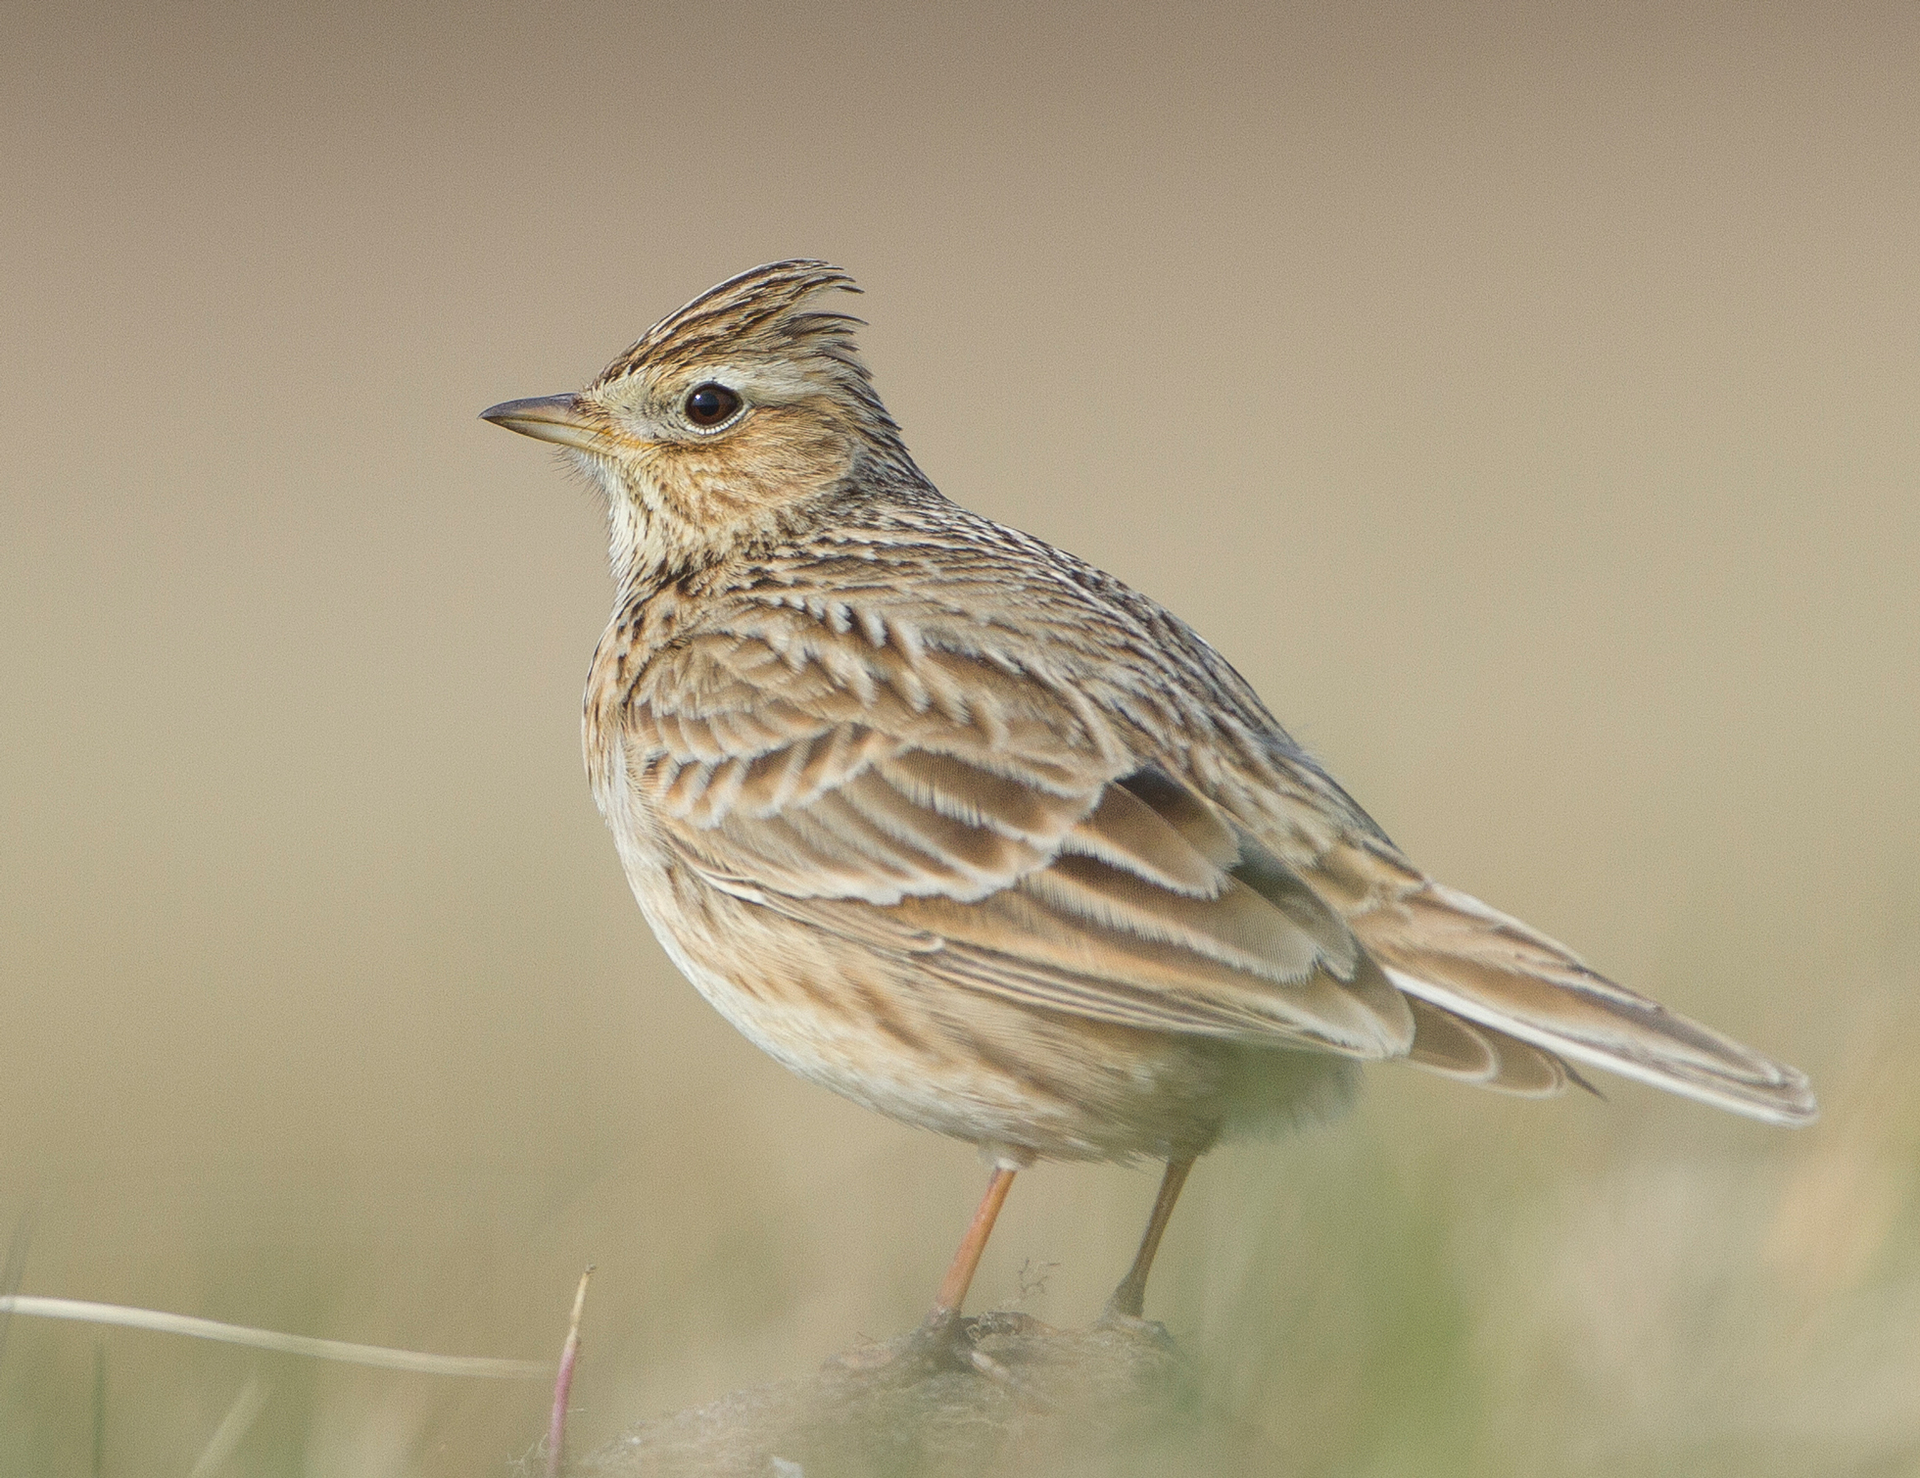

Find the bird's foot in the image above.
[
  {"left": 1093, "top": 1299, "right": 1177, "bottom": 1348},
  {"left": 901, "top": 1306, "right": 975, "bottom": 1372},
  {"left": 825, "top": 1307, "right": 975, "bottom": 1376},
  {"left": 951, "top": 1311, "right": 1057, "bottom": 1406},
  {"left": 828, "top": 1309, "right": 1056, "bottom": 1405}
]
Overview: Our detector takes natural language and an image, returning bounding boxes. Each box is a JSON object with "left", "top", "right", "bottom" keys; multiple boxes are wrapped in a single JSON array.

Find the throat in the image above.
[{"left": 604, "top": 487, "right": 727, "bottom": 603}]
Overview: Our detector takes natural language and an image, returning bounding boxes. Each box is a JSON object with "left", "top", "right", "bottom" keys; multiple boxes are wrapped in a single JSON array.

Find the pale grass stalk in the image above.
[
  {"left": 0, "top": 1296, "right": 549, "bottom": 1378},
  {"left": 186, "top": 1374, "right": 269, "bottom": 1478},
  {"left": 0, "top": 1208, "right": 30, "bottom": 1370},
  {"left": 91, "top": 1340, "right": 104, "bottom": 1478},
  {"left": 546, "top": 1267, "right": 595, "bottom": 1478}
]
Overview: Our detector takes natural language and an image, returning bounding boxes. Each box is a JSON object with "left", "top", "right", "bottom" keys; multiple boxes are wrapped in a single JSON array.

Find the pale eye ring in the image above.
[{"left": 684, "top": 382, "right": 743, "bottom": 428}]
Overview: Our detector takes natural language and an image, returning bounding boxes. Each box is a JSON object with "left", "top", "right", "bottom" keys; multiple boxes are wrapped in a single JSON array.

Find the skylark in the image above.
[{"left": 483, "top": 261, "right": 1815, "bottom": 1334}]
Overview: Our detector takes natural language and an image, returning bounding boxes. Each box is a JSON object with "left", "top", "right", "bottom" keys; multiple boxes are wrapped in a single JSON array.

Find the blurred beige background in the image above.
[{"left": 2, "top": 2, "right": 1915, "bottom": 1473}]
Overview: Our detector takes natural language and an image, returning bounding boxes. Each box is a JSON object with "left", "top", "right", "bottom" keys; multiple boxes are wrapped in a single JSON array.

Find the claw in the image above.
[{"left": 1092, "top": 1304, "right": 1177, "bottom": 1349}]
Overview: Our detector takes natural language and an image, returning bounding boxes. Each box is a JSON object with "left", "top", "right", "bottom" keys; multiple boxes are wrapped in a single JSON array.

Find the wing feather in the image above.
[
  {"left": 612, "top": 587, "right": 1812, "bottom": 1124},
  {"left": 622, "top": 629, "right": 1416, "bottom": 1058}
]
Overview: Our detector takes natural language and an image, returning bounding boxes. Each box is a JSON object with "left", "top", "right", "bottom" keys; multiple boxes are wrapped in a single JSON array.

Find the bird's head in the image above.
[{"left": 483, "top": 260, "right": 909, "bottom": 585}]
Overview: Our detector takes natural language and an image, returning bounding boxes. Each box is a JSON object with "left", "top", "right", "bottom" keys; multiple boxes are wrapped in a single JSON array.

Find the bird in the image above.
[{"left": 481, "top": 260, "right": 1816, "bottom": 1344}]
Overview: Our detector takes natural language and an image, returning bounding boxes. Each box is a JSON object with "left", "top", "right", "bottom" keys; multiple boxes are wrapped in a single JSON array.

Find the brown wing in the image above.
[
  {"left": 1051, "top": 582, "right": 1817, "bottom": 1123},
  {"left": 619, "top": 622, "right": 1415, "bottom": 1060}
]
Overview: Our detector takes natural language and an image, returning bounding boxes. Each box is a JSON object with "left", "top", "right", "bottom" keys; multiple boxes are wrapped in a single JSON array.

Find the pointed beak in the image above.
[{"left": 479, "top": 394, "right": 606, "bottom": 454}]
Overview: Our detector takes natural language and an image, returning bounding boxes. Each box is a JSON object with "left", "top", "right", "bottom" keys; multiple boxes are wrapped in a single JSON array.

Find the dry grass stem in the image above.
[
  {"left": 186, "top": 1375, "right": 269, "bottom": 1478},
  {"left": 547, "top": 1266, "right": 596, "bottom": 1478},
  {"left": 0, "top": 1296, "right": 549, "bottom": 1378}
]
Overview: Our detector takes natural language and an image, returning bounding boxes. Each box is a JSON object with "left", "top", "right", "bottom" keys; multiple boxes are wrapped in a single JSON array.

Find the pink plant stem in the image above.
[{"left": 546, "top": 1267, "right": 594, "bottom": 1478}]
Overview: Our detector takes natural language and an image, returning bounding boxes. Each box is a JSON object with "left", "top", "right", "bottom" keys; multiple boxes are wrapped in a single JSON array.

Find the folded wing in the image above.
[
  {"left": 622, "top": 621, "right": 1415, "bottom": 1060},
  {"left": 620, "top": 604, "right": 1814, "bottom": 1124}
]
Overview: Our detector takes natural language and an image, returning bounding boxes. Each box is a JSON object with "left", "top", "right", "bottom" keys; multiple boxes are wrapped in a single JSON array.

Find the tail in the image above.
[{"left": 1359, "top": 881, "right": 1816, "bottom": 1125}]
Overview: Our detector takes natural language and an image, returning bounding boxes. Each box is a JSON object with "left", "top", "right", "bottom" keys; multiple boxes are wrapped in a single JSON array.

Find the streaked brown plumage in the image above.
[{"left": 483, "top": 260, "right": 1815, "bottom": 1329}]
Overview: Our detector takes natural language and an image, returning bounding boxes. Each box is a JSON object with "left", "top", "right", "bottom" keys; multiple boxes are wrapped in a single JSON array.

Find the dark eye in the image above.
[{"left": 684, "top": 382, "right": 742, "bottom": 428}]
